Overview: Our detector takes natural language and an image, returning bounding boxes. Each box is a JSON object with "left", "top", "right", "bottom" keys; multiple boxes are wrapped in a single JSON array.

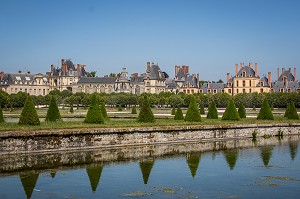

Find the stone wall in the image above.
[{"left": 0, "top": 123, "right": 299, "bottom": 154}]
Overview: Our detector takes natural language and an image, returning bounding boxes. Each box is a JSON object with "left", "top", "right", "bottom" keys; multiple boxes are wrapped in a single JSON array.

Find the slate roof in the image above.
[
  {"left": 0, "top": 73, "right": 48, "bottom": 85},
  {"left": 77, "top": 77, "right": 117, "bottom": 84},
  {"left": 166, "top": 81, "right": 178, "bottom": 89},
  {"left": 130, "top": 76, "right": 144, "bottom": 83},
  {"left": 278, "top": 70, "right": 295, "bottom": 82},
  {"left": 149, "top": 64, "right": 167, "bottom": 80},
  {"left": 176, "top": 68, "right": 185, "bottom": 80},
  {"left": 200, "top": 82, "right": 225, "bottom": 92},
  {"left": 182, "top": 75, "right": 198, "bottom": 88},
  {"left": 236, "top": 66, "right": 258, "bottom": 78},
  {"left": 272, "top": 81, "right": 299, "bottom": 92},
  {"left": 257, "top": 76, "right": 270, "bottom": 87}
]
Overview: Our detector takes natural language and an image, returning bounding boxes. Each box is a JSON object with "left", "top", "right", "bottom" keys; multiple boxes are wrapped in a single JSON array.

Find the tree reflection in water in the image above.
[
  {"left": 19, "top": 171, "right": 39, "bottom": 199},
  {"left": 139, "top": 158, "right": 155, "bottom": 184},
  {"left": 86, "top": 164, "right": 104, "bottom": 192},
  {"left": 186, "top": 152, "right": 201, "bottom": 178}
]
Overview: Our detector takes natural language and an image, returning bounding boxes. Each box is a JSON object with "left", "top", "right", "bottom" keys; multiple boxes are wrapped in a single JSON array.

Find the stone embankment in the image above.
[{"left": 0, "top": 123, "right": 299, "bottom": 154}]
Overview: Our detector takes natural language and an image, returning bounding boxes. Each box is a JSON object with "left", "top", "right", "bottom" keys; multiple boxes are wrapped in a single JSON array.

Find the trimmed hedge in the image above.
[
  {"left": 257, "top": 98, "right": 273, "bottom": 120},
  {"left": 19, "top": 96, "right": 40, "bottom": 125},
  {"left": 0, "top": 106, "right": 4, "bottom": 123},
  {"left": 222, "top": 99, "right": 240, "bottom": 121},
  {"left": 131, "top": 105, "right": 137, "bottom": 114},
  {"left": 185, "top": 96, "right": 201, "bottom": 122},
  {"left": 238, "top": 103, "right": 246, "bottom": 118},
  {"left": 284, "top": 103, "right": 291, "bottom": 117},
  {"left": 137, "top": 95, "right": 155, "bottom": 123},
  {"left": 174, "top": 106, "right": 184, "bottom": 120},
  {"left": 84, "top": 94, "right": 104, "bottom": 124},
  {"left": 45, "top": 96, "right": 61, "bottom": 122},
  {"left": 200, "top": 103, "right": 205, "bottom": 114},
  {"left": 100, "top": 102, "right": 109, "bottom": 120},
  {"left": 171, "top": 107, "right": 176, "bottom": 115},
  {"left": 207, "top": 101, "right": 218, "bottom": 119},
  {"left": 285, "top": 102, "right": 299, "bottom": 119}
]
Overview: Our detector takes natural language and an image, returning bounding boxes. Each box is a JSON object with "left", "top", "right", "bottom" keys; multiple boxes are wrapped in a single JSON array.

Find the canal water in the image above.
[{"left": 0, "top": 136, "right": 299, "bottom": 199}]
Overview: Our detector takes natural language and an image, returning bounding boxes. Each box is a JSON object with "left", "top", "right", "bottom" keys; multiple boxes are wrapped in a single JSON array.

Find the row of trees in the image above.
[{"left": 1, "top": 90, "right": 300, "bottom": 110}]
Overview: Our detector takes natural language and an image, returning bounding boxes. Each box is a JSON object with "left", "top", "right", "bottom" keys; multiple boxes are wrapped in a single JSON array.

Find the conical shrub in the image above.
[
  {"left": 222, "top": 99, "right": 240, "bottom": 121},
  {"left": 19, "top": 96, "right": 40, "bottom": 125},
  {"left": 131, "top": 105, "right": 137, "bottom": 114},
  {"left": 185, "top": 96, "right": 201, "bottom": 122},
  {"left": 174, "top": 106, "right": 184, "bottom": 120},
  {"left": 200, "top": 103, "right": 205, "bottom": 114},
  {"left": 284, "top": 103, "right": 291, "bottom": 117},
  {"left": 207, "top": 101, "right": 218, "bottom": 119},
  {"left": 238, "top": 103, "right": 246, "bottom": 118},
  {"left": 100, "top": 102, "right": 109, "bottom": 120},
  {"left": 257, "top": 98, "right": 273, "bottom": 120},
  {"left": 84, "top": 94, "right": 104, "bottom": 123},
  {"left": 171, "top": 107, "right": 176, "bottom": 115},
  {"left": 45, "top": 96, "right": 61, "bottom": 122},
  {"left": 286, "top": 102, "right": 299, "bottom": 119},
  {"left": 137, "top": 95, "right": 155, "bottom": 123},
  {"left": 0, "top": 106, "right": 4, "bottom": 123}
]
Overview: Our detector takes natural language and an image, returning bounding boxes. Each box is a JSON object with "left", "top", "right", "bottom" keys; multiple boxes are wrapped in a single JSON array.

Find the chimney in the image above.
[
  {"left": 240, "top": 63, "right": 243, "bottom": 69},
  {"left": 235, "top": 64, "right": 238, "bottom": 75},
  {"left": 147, "top": 62, "right": 150, "bottom": 72},
  {"left": 277, "top": 68, "right": 280, "bottom": 80},
  {"left": 0, "top": 71, "right": 4, "bottom": 80},
  {"left": 61, "top": 59, "right": 65, "bottom": 67},
  {"left": 249, "top": 62, "right": 252, "bottom": 68},
  {"left": 77, "top": 64, "right": 80, "bottom": 76},
  {"left": 289, "top": 67, "right": 291, "bottom": 73},
  {"left": 294, "top": 68, "right": 297, "bottom": 81},
  {"left": 255, "top": 63, "right": 258, "bottom": 77},
  {"left": 46, "top": 72, "right": 51, "bottom": 78},
  {"left": 197, "top": 73, "right": 199, "bottom": 82},
  {"left": 175, "top": 65, "right": 180, "bottom": 77},
  {"left": 182, "top": 65, "right": 189, "bottom": 75},
  {"left": 226, "top": 73, "right": 230, "bottom": 82},
  {"left": 268, "top": 72, "right": 271, "bottom": 87},
  {"left": 207, "top": 81, "right": 210, "bottom": 89},
  {"left": 51, "top": 64, "right": 55, "bottom": 71},
  {"left": 83, "top": 65, "right": 86, "bottom": 73},
  {"left": 282, "top": 68, "right": 285, "bottom": 76}
]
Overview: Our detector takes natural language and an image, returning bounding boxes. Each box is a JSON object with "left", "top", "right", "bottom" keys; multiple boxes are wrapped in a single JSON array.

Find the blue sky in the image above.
[{"left": 0, "top": 0, "right": 299, "bottom": 81}]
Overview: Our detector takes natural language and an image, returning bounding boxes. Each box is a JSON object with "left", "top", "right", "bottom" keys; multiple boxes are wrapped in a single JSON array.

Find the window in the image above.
[
  {"left": 236, "top": 80, "right": 239, "bottom": 87},
  {"left": 242, "top": 71, "right": 246, "bottom": 77},
  {"left": 249, "top": 89, "right": 252, "bottom": 93},
  {"left": 25, "top": 77, "right": 30, "bottom": 81},
  {"left": 243, "top": 89, "right": 246, "bottom": 93},
  {"left": 260, "top": 88, "right": 263, "bottom": 93},
  {"left": 191, "top": 90, "right": 194, "bottom": 94},
  {"left": 228, "top": 89, "right": 231, "bottom": 93},
  {"left": 249, "top": 80, "right": 252, "bottom": 87},
  {"left": 287, "top": 88, "right": 291, "bottom": 93},
  {"left": 16, "top": 76, "right": 21, "bottom": 81},
  {"left": 236, "top": 89, "right": 239, "bottom": 93},
  {"left": 260, "top": 81, "right": 263, "bottom": 87},
  {"left": 199, "top": 89, "right": 203, "bottom": 93},
  {"left": 243, "top": 80, "right": 246, "bottom": 87},
  {"left": 280, "top": 88, "right": 284, "bottom": 93},
  {"left": 207, "top": 89, "right": 211, "bottom": 93},
  {"left": 213, "top": 89, "right": 217, "bottom": 93}
]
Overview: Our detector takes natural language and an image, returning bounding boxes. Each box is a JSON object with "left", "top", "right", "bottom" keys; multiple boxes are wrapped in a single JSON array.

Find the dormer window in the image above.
[
  {"left": 25, "top": 77, "right": 30, "bottom": 81},
  {"left": 16, "top": 76, "right": 21, "bottom": 81},
  {"left": 260, "top": 81, "right": 264, "bottom": 87},
  {"left": 242, "top": 71, "right": 246, "bottom": 77}
]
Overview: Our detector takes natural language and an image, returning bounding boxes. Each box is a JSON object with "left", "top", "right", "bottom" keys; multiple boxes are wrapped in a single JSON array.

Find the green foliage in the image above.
[
  {"left": 238, "top": 103, "right": 246, "bottom": 118},
  {"left": 131, "top": 105, "right": 137, "bottom": 114},
  {"left": 174, "top": 106, "right": 184, "bottom": 120},
  {"left": 253, "top": 105, "right": 256, "bottom": 111},
  {"left": 70, "top": 105, "right": 74, "bottom": 113},
  {"left": 117, "top": 104, "right": 122, "bottom": 111},
  {"left": 171, "top": 107, "right": 176, "bottom": 115},
  {"left": 168, "top": 94, "right": 183, "bottom": 108},
  {"left": 100, "top": 102, "right": 109, "bottom": 120},
  {"left": 285, "top": 102, "right": 299, "bottom": 119},
  {"left": 19, "top": 96, "right": 40, "bottom": 125},
  {"left": 277, "top": 129, "right": 284, "bottom": 137},
  {"left": 137, "top": 96, "right": 155, "bottom": 123},
  {"left": 45, "top": 96, "right": 61, "bottom": 122},
  {"left": 185, "top": 96, "right": 201, "bottom": 122},
  {"left": 0, "top": 106, "right": 4, "bottom": 123},
  {"left": 222, "top": 99, "right": 240, "bottom": 121},
  {"left": 200, "top": 103, "right": 205, "bottom": 114},
  {"left": 252, "top": 129, "right": 258, "bottom": 139},
  {"left": 186, "top": 152, "right": 201, "bottom": 178},
  {"left": 84, "top": 94, "right": 104, "bottom": 124},
  {"left": 207, "top": 101, "right": 218, "bottom": 119},
  {"left": 257, "top": 98, "right": 274, "bottom": 120}
]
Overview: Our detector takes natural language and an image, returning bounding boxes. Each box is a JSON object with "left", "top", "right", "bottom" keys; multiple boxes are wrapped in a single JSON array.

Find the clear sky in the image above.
[{"left": 1, "top": 0, "right": 299, "bottom": 81}]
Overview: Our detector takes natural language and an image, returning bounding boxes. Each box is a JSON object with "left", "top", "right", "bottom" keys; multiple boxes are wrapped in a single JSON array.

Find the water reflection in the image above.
[
  {"left": 224, "top": 149, "right": 239, "bottom": 170},
  {"left": 260, "top": 145, "right": 273, "bottom": 167},
  {"left": 186, "top": 152, "right": 201, "bottom": 177},
  {"left": 139, "top": 158, "right": 155, "bottom": 184},
  {"left": 0, "top": 136, "right": 299, "bottom": 199},
  {"left": 19, "top": 172, "right": 39, "bottom": 199},
  {"left": 86, "top": 164, "right": 103, "bottom": 192}
]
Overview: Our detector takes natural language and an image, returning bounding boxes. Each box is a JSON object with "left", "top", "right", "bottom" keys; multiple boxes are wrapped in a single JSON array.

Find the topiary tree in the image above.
[
  {"left": 70, "top": 105, "right": 74, "bottom": 113},
  {"left": 117, "top": 104, "right": 122, "bottom": 111},
  {"left": 286, "top": 102, "right": 299, "bottom": 120},
  {"left": 131, "top": 105, "right": 137, "bottom": 114},
  {"left": 185, "top": 96, "right": 201, "bottom": 122},
  {"left": 137, "top": 95, "right": 155, "bottom": 123},
  {"left": 0, "top": 106, "right": 4, "bottom": 123},
  {"left": 100, "top": 102, "right": 109, "bottom": 120},
  {"left": 84, "top": 94, "right": 104, "bottom": 124},
  {"left": 171, "top": 107, "right": 176, "bottom": 115},
  {"left": 238, "top": 103, "right": 246, "bottom": 118},
  {"left": 257, "top": 98, "right": 273, "bottom": 120},
  {"left": 200, "top": 103, "right": 205, "bottom": 115},
  {"left": 284, "top": 103, "right": 291, "bottom": 118},
  {"left": 45, "top": 96, "right": 61, "bottom": 122},
  {"left": 19, "top": 95, "right": 40, "bottom": 125},
  {"left": 174, "top": 106, "right": 184, "bottom": 120},
  {"left": 222, "top": 99, "right": 240, "bottom": 121},
  {"left": 207, "top": 101, "right": 218, "bottom": 119}
]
